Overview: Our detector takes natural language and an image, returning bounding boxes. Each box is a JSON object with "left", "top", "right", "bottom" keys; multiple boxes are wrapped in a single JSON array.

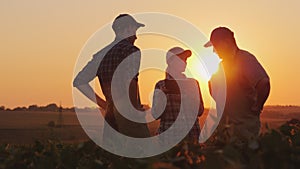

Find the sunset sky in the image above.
[{"left": 1, "top": 0, "right": 300, "bottom": 108}]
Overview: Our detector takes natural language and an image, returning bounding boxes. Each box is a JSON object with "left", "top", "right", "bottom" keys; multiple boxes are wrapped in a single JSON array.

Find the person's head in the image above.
[
  {"left": 204, "top": 27, "right": 238, "bottom": 60},
  {"left": 112, "top": 14, "right": 145, "bottom": 43},
  {"left": 166, "top": 47, "right": 192, "bottom": 73}
]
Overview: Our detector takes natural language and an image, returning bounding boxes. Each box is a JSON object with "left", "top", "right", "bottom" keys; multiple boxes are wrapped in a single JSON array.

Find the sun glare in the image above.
[{"left": 186, "top": 50, "right": 220, "bottom": 83}]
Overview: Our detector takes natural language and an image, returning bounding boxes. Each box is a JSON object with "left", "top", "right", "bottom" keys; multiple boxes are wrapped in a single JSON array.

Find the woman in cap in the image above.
[{"left": 152, "top": 47, "right": 204, "bottom": 144}]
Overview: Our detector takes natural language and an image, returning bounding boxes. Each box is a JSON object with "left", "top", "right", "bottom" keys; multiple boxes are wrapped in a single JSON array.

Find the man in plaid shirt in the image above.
[
  {"left": 73, "top": 14, "right": 150, "bottom": 138},
  {"left": 152, "top": 47, "right": 204, "bottom": 144}
]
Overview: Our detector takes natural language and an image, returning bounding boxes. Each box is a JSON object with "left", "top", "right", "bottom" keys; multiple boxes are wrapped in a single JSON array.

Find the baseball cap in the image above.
[
  {"left": 112, "top": 14, "right": 145, "bottom": 32},
  {"left": 166, "top": 47, "right": 192, "bottom": 62},
  {"left": 204, "top": 27, "right": 234, "bottom": 47}
]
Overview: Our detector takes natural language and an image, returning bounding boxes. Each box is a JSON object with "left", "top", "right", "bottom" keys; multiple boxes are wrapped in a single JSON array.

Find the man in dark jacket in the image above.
[{"left": 205, "top": 27, "right": 270, "bottom": 144}]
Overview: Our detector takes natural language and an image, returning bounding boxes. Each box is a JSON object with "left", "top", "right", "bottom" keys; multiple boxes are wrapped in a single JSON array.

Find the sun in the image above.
[{"left": 185, "top": 51, "right": 220, "bottom": 83}]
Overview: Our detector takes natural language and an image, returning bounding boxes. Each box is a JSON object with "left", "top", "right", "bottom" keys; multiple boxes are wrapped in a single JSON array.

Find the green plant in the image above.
[{"left": 1, "top": 119, "right": 300, "bottom": 169}]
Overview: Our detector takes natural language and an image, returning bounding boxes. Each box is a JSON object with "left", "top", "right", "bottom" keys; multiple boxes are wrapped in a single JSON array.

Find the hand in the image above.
[
  {"left": 96, "top": 96, "right": 107, "bottom": 109},
  {"left": 141, "top": 104, "right": 150, "bottom": 111},
  {"left": 135, "top": 105, "right": 149, "bottom": 120},
  {"left": 138, "top": 110, "right": 146, "bottom": 116},
  {"left": 251, "top": 103, "right": 263, "bottom": 113},
  {"left": 251, "top": 104, "right": 259, "bottom": 112}
]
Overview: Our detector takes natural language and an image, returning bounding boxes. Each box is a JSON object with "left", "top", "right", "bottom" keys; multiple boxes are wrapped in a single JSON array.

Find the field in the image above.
[
  {"left": 1, "top": 106, "right": 300, "bottom": 169},
  {"left": 0, "top": 106, "right": 300, "bottom": 144},
  {"left": 0, "top": 111, "right": 89, "bottom": 144}
]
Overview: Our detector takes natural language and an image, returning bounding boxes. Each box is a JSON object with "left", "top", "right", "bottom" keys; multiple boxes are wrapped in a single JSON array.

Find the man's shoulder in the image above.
[
  {"left": 186, "top": 78, "right": 199, "bottom": 84},
  {"left": 237, "top": 49, "right": 269, "bottom": 79},
  {"left": 92, "top": 42, "right": 117, "bottom": 59},
  {"left": 155, "top": 80, "right": 166, "bottom": 89},
  {"left": 237, "top": 49, "right": 259, "bottom": 64},
  {"left": 238, "top": 49, "right": 255, "bottom": 59},
  {"left": 94, "top": 40, "right": 140, "bottom": 57},
  {"left": 128, "top": 45, "right": 140, "bottom": 54},
  {"left": 117, "top": 40, "right": 140, "bottom": 52}
]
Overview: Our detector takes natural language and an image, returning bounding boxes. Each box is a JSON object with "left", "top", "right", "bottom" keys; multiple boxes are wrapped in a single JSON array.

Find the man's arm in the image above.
[
  {"left": 239, "top": 54, "right": 270, "bottom": 112},
  {"left": 151, "top": 82, "right": 166, "bottom": 119},
  {"left": 73, "top": 52, "right": 107, "bottom": 109},
  {"left": 196, "top": 81, "right": 204, "bottom": 116},
  {"left": 251, "top": 77, "right": 270, "bottom": 111},
  {"left": 75, "top": 84, "right": 106, "bottom": 109},
  {"left": 127, "top": 48, "right": 142, "bottom": 109}
]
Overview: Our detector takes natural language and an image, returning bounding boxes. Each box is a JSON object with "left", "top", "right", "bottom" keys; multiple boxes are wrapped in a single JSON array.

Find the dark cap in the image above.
[
  {"left": 204, "top": 27, "right": 234, "bottom": 47},
  {"left": 166, "top": 47, "right": 192, "bottom": 63},
  {"left": 112, "top": 14, "right": 145, "bottom": 33}
]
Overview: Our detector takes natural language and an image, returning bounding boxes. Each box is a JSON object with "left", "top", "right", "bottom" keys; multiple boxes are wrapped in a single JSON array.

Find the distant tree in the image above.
[
  {"left": 66, "top": 107, "right": 75, "bottom": 112},
  {"left": 28, "top": 104, "right": 39, "bottom": 111},
  {"left": 13, "top": 107, "right": 27, "bottom": 111},
  {"left": 43, "top": 103, "right": 58, "bottom": 112},
  {"left": 0, "top": 106, "right": 5, "bottom": 111}
]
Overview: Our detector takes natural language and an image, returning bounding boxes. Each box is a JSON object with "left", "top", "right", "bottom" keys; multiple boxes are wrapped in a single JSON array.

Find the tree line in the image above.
[{"left": 0, "top": 103, "right": 75, "bottom": 112}]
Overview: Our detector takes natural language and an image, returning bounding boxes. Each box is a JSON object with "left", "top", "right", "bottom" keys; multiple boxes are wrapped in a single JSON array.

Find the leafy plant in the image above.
[{"left": 1, "top": 119, "right": 300, "bottom": 169}]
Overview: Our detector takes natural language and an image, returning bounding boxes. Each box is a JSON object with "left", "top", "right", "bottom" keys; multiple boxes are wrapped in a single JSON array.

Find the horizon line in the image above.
[{"left": 1, "top": 103, "right": 300, "bottom": 110}]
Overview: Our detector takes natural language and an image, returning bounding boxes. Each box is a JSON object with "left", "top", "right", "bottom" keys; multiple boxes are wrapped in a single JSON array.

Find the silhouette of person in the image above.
[
  {"left": 73, "top": 14, "right": 150, "bottom": 138},
  {"left": 152, "top": 47, "right": 204, "bottom": 144},
  {"left": 204, "top": 27, "right": 270, "bottom": 145}
]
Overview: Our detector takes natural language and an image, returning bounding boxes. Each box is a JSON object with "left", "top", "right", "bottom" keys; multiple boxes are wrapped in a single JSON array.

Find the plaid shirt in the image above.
[
  {"left": 73, "top": 38, "right": 141, "bottom": 103},
  {"left": 97, "top": 38, "right": 141, "bottom": 102},
  {"left": 152, "top": 77, "right": 204, "bottom": 142},
  {"left": 73, "top": 38, "right": 142, "bottom": 130}
]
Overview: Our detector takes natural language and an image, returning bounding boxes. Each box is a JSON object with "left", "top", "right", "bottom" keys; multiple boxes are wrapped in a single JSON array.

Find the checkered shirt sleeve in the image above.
[{"left": 152, "top": 80, "right": 202, "bottom": 140}]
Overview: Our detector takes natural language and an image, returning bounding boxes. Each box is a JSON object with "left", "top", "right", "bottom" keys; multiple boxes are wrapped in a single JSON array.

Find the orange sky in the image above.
[{"left": 0, "top": 0, "right": 300, "bottom": 108}]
